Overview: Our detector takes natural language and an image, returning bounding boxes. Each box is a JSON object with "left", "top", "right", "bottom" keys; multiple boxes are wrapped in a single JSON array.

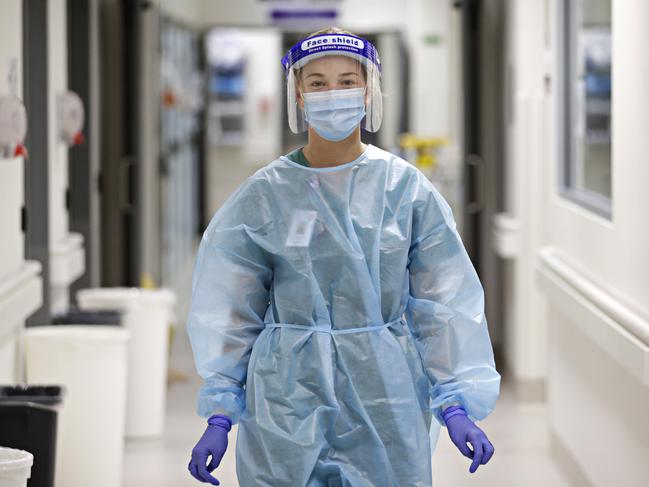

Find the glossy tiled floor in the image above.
[{"left": 122, "top": 263, "right": 571, "bottom": 487}]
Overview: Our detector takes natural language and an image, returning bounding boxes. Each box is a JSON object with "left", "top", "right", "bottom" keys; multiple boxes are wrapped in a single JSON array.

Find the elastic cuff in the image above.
[
  {"left": 441, "top": 405, "right": 467, "bottom": 424},
  {"left": 441, "top": 401, "right": 461, "bottom": 411},
  {"left": 207, "top": 414, "right": 233, "bottom": 431}
]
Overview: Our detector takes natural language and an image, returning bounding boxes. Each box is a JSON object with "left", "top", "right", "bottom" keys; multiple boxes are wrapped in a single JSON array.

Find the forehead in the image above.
[{"left": 301, "top": 55, "right": 362, "bottom": 76}]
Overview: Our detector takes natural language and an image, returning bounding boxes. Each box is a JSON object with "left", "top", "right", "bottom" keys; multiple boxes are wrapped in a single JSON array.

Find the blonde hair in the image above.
[{"left": 306, "top": 26, "right": 356, "bottom": 38}]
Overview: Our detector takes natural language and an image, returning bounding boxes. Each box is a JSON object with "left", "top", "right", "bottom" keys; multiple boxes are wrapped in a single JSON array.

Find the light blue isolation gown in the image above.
[{"left": 187, "top": 144, "right": 500, "bottom": 486}]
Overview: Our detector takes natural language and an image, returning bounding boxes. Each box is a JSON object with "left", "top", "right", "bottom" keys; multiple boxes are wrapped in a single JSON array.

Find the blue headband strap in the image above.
[{"left": 281, "top": 33, "right": 381, "bottom": 75}]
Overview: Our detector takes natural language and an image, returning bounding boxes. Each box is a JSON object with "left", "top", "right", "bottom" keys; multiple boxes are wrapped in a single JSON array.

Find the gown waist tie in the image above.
[{"left": 265, "top": 317, "right": 404, "bottom": 335}]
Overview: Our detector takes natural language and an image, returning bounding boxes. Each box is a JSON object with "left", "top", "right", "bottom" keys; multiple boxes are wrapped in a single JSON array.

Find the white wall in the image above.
[
  {"left": 240, "top": 30, "right": 283, "bottom": 165},
  {"left": 403, "top": 0, "right": 451, "bottom": 138},
  {"left": 159, "top": 0, "right": 204, "bottom": 27},
  {"left": 535, "top": 0, "right": 649, "bottom": 484},
  {"left": 490, "top": 0, "right": 548, "bottom": 399},
  {"left": 199, "top": 0, "right": 271, "bottom": 26},
  {"left": 48, "top": 0, "right": 69, "bottom": 249},
  {"left": 0, "top": 0, "right": 43, "bottom": 383},
  {"left": 543, "top": 5, "right": 647, "bottom": 307},
  {"left": 0, "top": 0, "right": 25, "bottom": 282},
  {"left": 0, "top": 0, "right": 25, "bottom": 383}
]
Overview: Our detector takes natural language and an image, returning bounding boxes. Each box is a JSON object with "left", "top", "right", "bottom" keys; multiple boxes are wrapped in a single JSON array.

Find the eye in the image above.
[
  {"left": 309, "top": 80, "right": 326, "bottom": 89},
  {"left": 339, "top": 78, "right": 360, "bottom": 88}
]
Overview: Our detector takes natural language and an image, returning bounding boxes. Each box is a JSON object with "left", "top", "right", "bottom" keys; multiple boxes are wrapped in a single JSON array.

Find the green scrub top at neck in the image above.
[{"left": 285, "top": 147, "right": 310, "bottom": 167}]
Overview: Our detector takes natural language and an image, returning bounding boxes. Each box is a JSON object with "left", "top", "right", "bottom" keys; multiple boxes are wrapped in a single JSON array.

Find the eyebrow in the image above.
[{"left": 304, "top": 72, "right": 361, "bottom": 79}]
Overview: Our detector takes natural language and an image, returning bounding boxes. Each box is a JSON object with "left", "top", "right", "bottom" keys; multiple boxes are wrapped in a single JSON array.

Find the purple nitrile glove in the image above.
[
  {"left": 188, "top": 414, "right": 232, "bottom": 485},
  {"left": 442, "top": 406, "right": 494, "bottom": 474}
]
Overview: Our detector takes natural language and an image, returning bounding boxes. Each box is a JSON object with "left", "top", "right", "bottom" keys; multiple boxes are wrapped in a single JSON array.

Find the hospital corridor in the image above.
[{"left": 1, "top": 1, "right": 647, "bottom": 486}]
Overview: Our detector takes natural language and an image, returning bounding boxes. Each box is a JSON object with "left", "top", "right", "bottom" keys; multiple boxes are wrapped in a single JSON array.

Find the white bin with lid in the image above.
[
  {"left": 24, "top": 326, "right": 129, "bottom": 487},
  {"left": 0, "top": 447, "right": 33, "bottom": 487},
  {"left": 76, "top": 287, "right": 176, "bottom": 438}
]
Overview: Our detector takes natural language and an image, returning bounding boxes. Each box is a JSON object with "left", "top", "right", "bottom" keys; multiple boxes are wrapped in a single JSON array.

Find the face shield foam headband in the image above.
[{"left": 281, "top": 33, "right": 383, "bottom": 134}]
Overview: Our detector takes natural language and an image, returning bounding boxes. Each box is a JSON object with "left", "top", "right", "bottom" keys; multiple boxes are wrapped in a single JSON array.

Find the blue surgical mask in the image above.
[{"left": 303, "top": 88, "right": 366, "bottom": 141}]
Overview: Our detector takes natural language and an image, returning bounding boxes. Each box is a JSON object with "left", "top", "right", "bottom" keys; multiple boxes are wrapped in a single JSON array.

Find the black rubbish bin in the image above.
[
  {"left": 0, "top": 385, "right": 65, "bottom": 487},
  {"left": 52, "top": 308, "right": 122, "bottom": 326}
]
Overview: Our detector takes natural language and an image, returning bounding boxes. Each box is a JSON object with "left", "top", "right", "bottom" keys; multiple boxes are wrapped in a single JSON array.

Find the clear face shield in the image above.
[{"left": 282, "top": 34, "right": 383, "bottom": 138}]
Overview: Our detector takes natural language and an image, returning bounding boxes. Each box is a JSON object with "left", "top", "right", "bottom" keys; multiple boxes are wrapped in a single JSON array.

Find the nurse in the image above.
[{"left": 187, "top": 27, "right": 500, "bottom": 486}]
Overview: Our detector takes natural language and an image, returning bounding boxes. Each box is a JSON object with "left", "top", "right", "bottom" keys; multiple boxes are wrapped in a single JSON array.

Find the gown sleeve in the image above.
[
  {"left": 186, "top": 180, "right": 273, "bottom": 424},
  {"left": 405, "top": 171, "right": 500, "bottom": 426}
]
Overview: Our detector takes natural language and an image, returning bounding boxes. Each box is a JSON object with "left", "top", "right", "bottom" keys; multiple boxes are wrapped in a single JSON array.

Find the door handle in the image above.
[
  {"left": 466, "top": 153, "right": 484, "bottom": 214},
  {"left": 119, "top": 156, "right": 135, "bottom": 213}
]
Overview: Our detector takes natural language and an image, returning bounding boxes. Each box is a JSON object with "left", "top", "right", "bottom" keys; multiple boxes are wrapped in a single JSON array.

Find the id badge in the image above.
[{"left": 286, "top": 210, "right": 317, "bottom": 247}]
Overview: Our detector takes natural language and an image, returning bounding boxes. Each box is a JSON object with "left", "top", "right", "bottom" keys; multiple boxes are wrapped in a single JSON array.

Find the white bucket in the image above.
[
  {"left": 24, "top": 326, "right": 129, "bottom": 487},
  {"left": 76, "top": 287, "right": 176, "bottom": 438},
  {"left": 0, "top": 447, "right": 33, "bottom": 487}
]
